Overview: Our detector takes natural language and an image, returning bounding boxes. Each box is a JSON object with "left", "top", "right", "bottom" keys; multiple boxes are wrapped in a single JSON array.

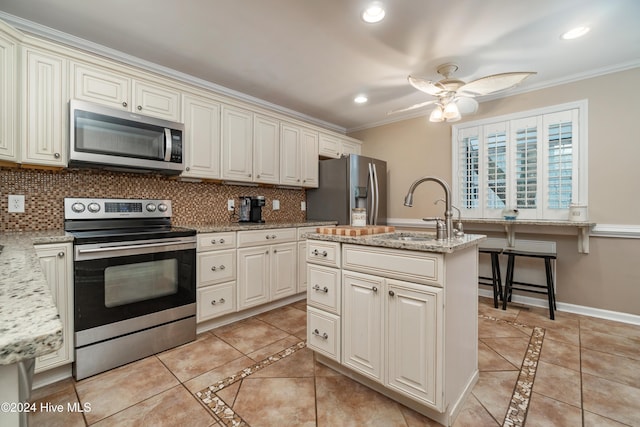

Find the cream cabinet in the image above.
[
  {"left": 340, "top": 137, "right": 361, "bottom": 156},
  {"left": 253, "top": 114, "right": 280, "bottom": 184},
  {"left": 281, "top": 124, "right": 319, "bottom": 188},
  {"left": 319, "top": 133, "right": 341, "bottom": 158},
  {"left": 297, "top": 226, "right": 325, "bottom": 293},
  {"left": 71, "top": 61, "right": 181, "bottom": 121},
  {"left": 196, "top": 232, "right": 237, "bottom": 322},
  {"left": 34, "top": 242, "right": 74, "bottom": 373},
  {"left": 300, "top": 128, "right": 319, "bottom": 187},
  {"left": 237, "top": 228, "right": 297, "bottom": 310},
  {"left": 182, "top": 94, "right": 221, "bottom": 179},
  {"left": 221, "top": 105, "right": 253, "bottom": 181},
  {"left": 0, "top": 24, "right": 18, "bottom": 163},
  {"left": 21, "top": 46, "right": 68, "bottom": 167}
]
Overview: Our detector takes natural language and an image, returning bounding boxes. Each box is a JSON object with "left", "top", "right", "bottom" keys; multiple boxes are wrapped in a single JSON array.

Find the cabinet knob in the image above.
[
  {"left": 312, "top": 329, "right": 329, "bottom": 340},
  {"left": 389, "top": 290, "right": 395, "bottom": 297},
  {"left": 54, "top": 153, "right": 60, "bottom": 159},
  {"left": 219, "top": 298, "right": 225, "bottom": 304},
  {"left": 372, "top": 286, "right": 378, "bottom": 293},
  {"left": 271, "top": 234, "right": 276, "bottom": 239},
  {"left": 57, "top": 252, "right": 64, "bottom": 258},
  {"left": 211, "top": 298, "right": 225, "bottom": 305},
  {"left": 211, "top": 239, "right": 216, "bottom": 244},
  {"left": 219, "top": 265, "right": 225, "bottom": 270},
  {"left": 297, "top": 179, "right": 300, "bottom": 182},
  {"left": 122, "top": 101, "right": 128, "bottom": 107},
  {"left": 219, "top": 238, "right": 225, "bottom": 244},
  {"left": 303, "top": 180, "right": 306, "bottom": 183},
  {"left": 211, "top": 266, "right": 217, "bottom": 271},
  {"left": 265, "top": 250, "right": 269, "bottom": 254},
  {"left": 248, "top": 173, "right": 252, "bottom": 177},
  {"left": 137, "top": 105, "right": 142, "bottom": 111},
  {"left": 257, "top": 174, "right": 261, "bottom": 178},
  {"left": 273, "top": 249, "right": 277, "bottom": 254},
  {"left": 185, "top": 167, "right": 190, "bottom": 171}
]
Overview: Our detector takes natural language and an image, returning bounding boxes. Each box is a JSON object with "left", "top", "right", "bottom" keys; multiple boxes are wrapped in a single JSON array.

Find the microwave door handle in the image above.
[{"left": 164, "top": 128, "right": 172, "bottom": 161}]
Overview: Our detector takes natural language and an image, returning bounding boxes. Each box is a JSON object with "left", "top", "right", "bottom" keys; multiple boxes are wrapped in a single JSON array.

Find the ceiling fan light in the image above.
[
  {"left": 562, "top": 26, "right": 590, "bottom": 40},
  {"left": 362, "top": 2, "right": 386, "bottom": 23},
  {"left": 429, "top": 106, "right": 444, "bottom": 122},
  {"left": 443, "top": 102, "right": 460, "bottom": 119}
]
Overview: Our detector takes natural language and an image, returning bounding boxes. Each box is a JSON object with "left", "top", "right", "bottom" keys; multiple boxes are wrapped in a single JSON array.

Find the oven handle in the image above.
[{"left": 77, "top": 240, "right": 192, "bottom": 255}]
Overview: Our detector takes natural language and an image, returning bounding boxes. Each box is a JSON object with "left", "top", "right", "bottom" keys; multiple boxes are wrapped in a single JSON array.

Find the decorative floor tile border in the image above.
[
  {"left": 196, "top": 316, "right": 545, "bottom": 427},
  {"left": 195, "top": 340, "right": 307, "bottom": 427}
]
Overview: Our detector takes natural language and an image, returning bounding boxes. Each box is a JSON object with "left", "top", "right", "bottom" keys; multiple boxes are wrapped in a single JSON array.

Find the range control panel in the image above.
[{"left": 64, "top": 198, "right": 172, "bottom": 220}]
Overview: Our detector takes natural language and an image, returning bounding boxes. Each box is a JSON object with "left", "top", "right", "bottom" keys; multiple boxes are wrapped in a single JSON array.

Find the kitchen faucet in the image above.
[{"left": 403, "top": 176, "right": 454, "bottom": 240}]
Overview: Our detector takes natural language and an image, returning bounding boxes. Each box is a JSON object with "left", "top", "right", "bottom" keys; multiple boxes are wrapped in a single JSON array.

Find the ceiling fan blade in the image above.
[
  {"left": 408, "top": 75, "right": 446, "bottom": 96},
  {"left": 457, "top": 72, "right": 536, "bottom": 96},
  {"left": 387, "top": 100, "right": 438, "bottom": 115},
  {"left": 454, "top": 97, "right": 479, "bottom": 115}
]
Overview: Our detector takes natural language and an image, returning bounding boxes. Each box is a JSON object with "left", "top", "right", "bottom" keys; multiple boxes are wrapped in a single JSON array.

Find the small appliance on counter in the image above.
[{"left": 239, "top": 196, "right": 265, "bottom": 223}]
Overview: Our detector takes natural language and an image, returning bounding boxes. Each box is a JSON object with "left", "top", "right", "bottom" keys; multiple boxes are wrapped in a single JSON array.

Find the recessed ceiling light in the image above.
[
  {"left": 561, "top": 26, "right": 590, "bottom": 40},
  {"left": 354, "top": 95, "right": 368, "bottom": 104},
  {"left": 362, "top": 2, "right": 386, "bottom": 23}
]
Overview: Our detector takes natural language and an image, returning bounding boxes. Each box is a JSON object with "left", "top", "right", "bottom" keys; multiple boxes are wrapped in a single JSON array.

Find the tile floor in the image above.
[{"left": 29, "top": 297, "right": 640, "bottom": 426}]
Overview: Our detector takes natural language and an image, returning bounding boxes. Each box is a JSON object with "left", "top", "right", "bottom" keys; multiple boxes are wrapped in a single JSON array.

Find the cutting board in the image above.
[{"left": 316, "top": 225, "right": 395, "bottom": 236}]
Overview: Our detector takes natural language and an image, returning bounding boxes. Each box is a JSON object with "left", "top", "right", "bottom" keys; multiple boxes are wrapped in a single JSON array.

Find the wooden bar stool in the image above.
[
  {"left": 478, "top": 245, "right": 503, "bottom": 309},
  {"left": 502, "top": 246, "right": 557, "bottom": 319}
]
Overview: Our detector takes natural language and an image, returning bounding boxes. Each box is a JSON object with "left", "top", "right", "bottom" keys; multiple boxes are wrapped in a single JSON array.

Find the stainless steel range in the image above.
[{"left": 64, "top": 198, "right": 196, "bottom": 380}]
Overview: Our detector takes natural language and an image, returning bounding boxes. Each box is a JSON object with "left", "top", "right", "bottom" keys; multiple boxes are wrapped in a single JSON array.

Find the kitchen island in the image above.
[
  {"left": 305, "top": 231, "right": 485, "bottom": 426},
  {"left": 0, "top": 231, "right": 71, "bottom": 427}
]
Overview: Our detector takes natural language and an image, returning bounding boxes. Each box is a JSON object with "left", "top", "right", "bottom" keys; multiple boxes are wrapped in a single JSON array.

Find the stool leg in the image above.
[
  {"left": 502, "top": 254, "right": 515, "bottom": 311},
  {"left": 495, "top": 254, "right": 503, "bottom": 302},
  {"left": 545, "top": 258, "right": 556, "bottom": 320},
  {"left": 490, "top": 253, "right": 499, "bottom": 308}
]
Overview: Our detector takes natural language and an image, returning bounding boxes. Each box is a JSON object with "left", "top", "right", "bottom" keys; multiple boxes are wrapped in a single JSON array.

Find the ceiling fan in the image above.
[{"left": 389, "top": 63, "right": 536, "bottom": 122}]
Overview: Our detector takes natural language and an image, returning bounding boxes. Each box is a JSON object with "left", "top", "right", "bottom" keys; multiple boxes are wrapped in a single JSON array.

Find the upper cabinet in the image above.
[
  {"left": 182, "top": 93, "right": 221, "bottom": 179},
  {"left": 0, "top": 23, "right": 19, "bottom": 163},
  {"left": 301, "top": 128, "right": 319, "bottom": 188},
  {"left": 281, "top": 123, "right": 319, "bottom": 188},
  {"left": 253, "top": 114, "right": 280, "bottom": 184},
  {"left": 71, "top": 61, "right": 181, "bottom": 121},
  {"left": 319, "top": 132, "right": 362, "bottom": 159},
  {"left": 221, "top": 105, "right": 253, "bottom": 181},
  {"left": 21, "top": 46, "right": 68, "bottom": 167}
]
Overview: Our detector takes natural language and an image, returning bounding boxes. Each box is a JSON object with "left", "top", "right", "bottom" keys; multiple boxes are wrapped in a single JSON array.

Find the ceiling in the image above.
[{"left": 1, "top": 0, "right": 639, "bottom": 132}]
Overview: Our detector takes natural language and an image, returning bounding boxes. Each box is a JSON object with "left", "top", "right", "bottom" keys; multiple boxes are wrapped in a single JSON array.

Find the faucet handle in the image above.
[{"left": 422, "top": 217, "right": 447, "bottom": 240}]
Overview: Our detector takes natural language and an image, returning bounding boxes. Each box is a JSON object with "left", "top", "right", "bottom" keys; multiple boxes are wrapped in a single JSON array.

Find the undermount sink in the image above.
[{"left": 376, "top": 233, "right": 435, "bottom": 242}]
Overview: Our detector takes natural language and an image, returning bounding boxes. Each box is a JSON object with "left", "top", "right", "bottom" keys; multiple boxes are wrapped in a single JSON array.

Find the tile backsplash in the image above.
[{"left": 1, "top": 167, "right": 306, "bottom": 231}]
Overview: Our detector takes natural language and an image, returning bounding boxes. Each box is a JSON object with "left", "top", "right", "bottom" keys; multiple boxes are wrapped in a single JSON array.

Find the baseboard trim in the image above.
[{"left": 478, "top": 289, "right": 640, "bottom": 325}]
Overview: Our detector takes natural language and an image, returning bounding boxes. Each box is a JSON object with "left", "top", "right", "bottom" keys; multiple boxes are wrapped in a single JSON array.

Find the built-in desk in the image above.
[{"left": 460, "top": 219, "right": 595, "bottom": 253}]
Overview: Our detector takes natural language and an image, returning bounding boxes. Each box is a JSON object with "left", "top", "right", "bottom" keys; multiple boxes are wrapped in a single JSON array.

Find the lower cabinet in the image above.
[
  {"left": 34, "top": 242, "right": 73, "bottom": 373},
  {"left": 196, "top": 232, "right": 237, "bottom": 322}
]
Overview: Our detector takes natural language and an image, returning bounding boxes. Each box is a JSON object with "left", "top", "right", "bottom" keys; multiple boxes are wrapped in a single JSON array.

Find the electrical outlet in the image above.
[
  {"left": 8, "top": 195, "right": 25, "bottom": 213},
  {"left": 301, "top": 201, "right": 306, "bottom": 211},
  {"left": 272, "top": 200, "right": 280, "bottom": 210},
  {"left": 227, "top": 199, "right": 235, "bottom": 211}
]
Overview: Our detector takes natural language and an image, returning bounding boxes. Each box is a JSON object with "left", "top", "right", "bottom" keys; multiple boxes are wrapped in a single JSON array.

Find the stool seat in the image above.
[
  {"left": 478, "top": 246, "right": 503, "bottom": 308},
  {"left": 502, "top": 247, "right": 557, "bottom": 319}
]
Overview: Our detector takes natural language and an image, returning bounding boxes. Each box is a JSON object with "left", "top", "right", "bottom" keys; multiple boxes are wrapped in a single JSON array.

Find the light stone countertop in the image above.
[
  {"left": 181, "top": 220, "right": 337, "bottom": 233},
  {"left": 0, "top": 230, "right": 73, "bottom": 365},
  {"left": 304, "top": 231, "right": 486, "bottom": 254}
]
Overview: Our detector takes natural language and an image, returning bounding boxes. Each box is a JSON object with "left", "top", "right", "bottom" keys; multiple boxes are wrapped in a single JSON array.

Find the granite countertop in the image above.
[
  {"left": 305, "top": 231, "right": 486, "bottom": 254},
  {"left": 461, "top": 218, "right": 595, "bottom": 227},
  {"left": 181, "top": 220, "right": 337, "bottom": 233},
  {"left": 0, "top": 230, "right": 73, "bottom": 365}
]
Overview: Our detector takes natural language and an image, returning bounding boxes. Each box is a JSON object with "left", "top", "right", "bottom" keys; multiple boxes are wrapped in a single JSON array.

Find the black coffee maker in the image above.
[{"left": 239, "top": 196, "right": 265, "bottom": 223}]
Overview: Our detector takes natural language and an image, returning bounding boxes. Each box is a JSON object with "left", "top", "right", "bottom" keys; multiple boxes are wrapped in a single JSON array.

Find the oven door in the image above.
[{"left": 73, "top": 236, "right": 196, "bottom": 347}]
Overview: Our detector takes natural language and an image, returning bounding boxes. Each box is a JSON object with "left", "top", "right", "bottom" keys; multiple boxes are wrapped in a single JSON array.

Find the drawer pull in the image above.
[
  {"left": 271, "top": 234, "right": 277, "bottom": 239},
  {"left": 210, "top": 298, "right": 226, "bottom": 305},
  {"left": 219, "top": 238, "right": 225, "bottom": 244},
  {"left": 312, "top": 329, "right": 328, "bottom": 340},
  {"left": 312, "top": 285, "right": 329, "bottom": 293},
  {"left": 312, "top": 249, "right": 328, "bottom": 257},
  {"left": 211, "top": 266, "right": 217, "bottom": 271},
  {"left": 266, "top": 235, "right": 271, "bottom": 239},
  {"left": 211, "top": 239, "right": 216, "bottom": 244},
  {"left": 219, "top": 264, "right": 225, "bottom": 270}
]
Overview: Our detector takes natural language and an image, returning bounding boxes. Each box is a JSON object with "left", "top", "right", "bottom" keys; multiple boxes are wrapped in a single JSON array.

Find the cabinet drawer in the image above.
[
  {"left": 307, "top": 306, "right": 341, "bottom": 362},
  {"left": 342, "top": 244, "right": 443, "bottom": 286},
  {"left": 307, "top": 264, "right": 341, "bottom": 314},
  {"left": 197, "top": 250, "right": 236, "bottom": 286},
  {"left": 197, "top": 232, "right": 236, "bottom": 251},
  {"left": 237, "top": 228, "right": 296, "bottom": 247},
  {"left": 306, "top": 240, "right": 340, "bottom": 268},
  {"left": 197, "top": 282, "right": 236, "bottom": 322}
]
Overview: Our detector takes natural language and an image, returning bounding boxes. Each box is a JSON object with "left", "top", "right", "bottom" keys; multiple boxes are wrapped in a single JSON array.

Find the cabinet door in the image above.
[
  {"left": 300, "top": 128, "right": 319, "bottom": 188},
  {"left": 71, "top": 62, "right": 130, "bottom": 110},
  {"left": 270, "top": 242, "right": 297, "bottom": 300},
  {"left": 237, "top": 246, "right": 269, "bottom": 309},
  {"left": 0, "top": 32, "right": 17, "bottom": 162},
  {"left": 182, "top": 94, "right": 221, "bottom": 179},
  {"left": 340, "top": 138, "right": 361, "bottom": 156},
  {"left": 280, "top": 122, "right": 301, "bottom": 186},
  {"left": 221, "top": 105, "right": 253, "bottom": 181},
  {"left": 342, "top": 271, "right": 383, "bottom": 382},
  {"left": 132, "top": 80, "right": 181, "bottom": 121},
  {"left": 253, "top": 115, "right": 280, "bottom": 184},
  {"left": 298, "top": 240, "right": 307, "bottom": 293},
  {"left": 386, "top": 279, "right": 443, "bottom": 409},
  {"left": 22, "top": 47, "right": 67, "bottom": 166},
  {"left": 34, "top": 243, "right": 73, "bottom": 372},
  {"left": 319, "top": 133, "right": 340, "bottom": 158}
]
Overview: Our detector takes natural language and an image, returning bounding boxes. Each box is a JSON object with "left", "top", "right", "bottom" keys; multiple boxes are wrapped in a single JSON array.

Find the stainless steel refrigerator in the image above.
[{"left": 306, "top": 154, "right": 387, "bottom": 225}]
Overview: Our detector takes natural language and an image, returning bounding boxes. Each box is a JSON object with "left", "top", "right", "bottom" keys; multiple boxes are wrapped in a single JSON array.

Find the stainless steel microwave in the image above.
[{"left": 69, "top": 100, "right": 185, "bottom": 174}]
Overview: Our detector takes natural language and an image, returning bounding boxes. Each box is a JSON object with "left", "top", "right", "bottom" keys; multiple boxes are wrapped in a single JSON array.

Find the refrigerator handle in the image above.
[
  {"left": 372, "top": 163, "right": 380, "bottom": 225},
  {"left": 368, "top": 162, "right": 376, "bottom": 225}
]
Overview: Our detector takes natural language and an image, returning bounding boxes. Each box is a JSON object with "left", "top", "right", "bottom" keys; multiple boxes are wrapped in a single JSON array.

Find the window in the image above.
[{"left": 452, "top": 101, "right": 587, "bottom": 220}]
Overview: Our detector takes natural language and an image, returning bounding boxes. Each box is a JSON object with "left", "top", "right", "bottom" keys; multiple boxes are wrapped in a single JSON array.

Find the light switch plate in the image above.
[
  {"left": 301, "top": 201, "right": 306, "bottom": 211},
  {"left": 8, "top": 195, "right": 25, "bottom": 213},
  {"left": 227, "top": 199, "right": 235, "bottom": 211},
  {"left": 272, "top": 200, "right": 280, "bottom": 210}
]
